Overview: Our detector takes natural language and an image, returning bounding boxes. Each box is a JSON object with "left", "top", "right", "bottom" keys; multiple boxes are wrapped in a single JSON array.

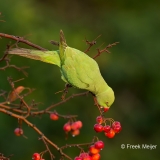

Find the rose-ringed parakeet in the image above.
[{"left": 8, "top": 30, "right": 115, "bottom": 108}]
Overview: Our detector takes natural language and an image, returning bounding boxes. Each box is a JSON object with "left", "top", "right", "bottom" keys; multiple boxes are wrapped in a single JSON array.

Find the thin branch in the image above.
[
  {"left": 0, "top": 44, "right": 29, "bottom": 76},
  {"left": 50, "top": 40, "right": 59, "bottom": 46},
  {"left": 0, "top": 153, "right": 13, "bottom": 160},
  {"left": 93, "top": 42, "right": 119, "bottom": 59},
  {"left": 0, "top": 90, "right": 7, "bottom": 97},
  {"left": 60, "top": 141, "right": 94, "bottom": 150},
  {"left": 40, "top": 136, "right": 55, "bottom": 160},
  {"left": 51, "top": 110, "right": 78, "bottom": 119},
  {"left": 84, "top": 34, "right": 101, "bottom": 53},
  {"left": 0, "top": 63, "right": 29, "bottom": 76},
  {"left": 0, "top": 51, "right": 8, "bottom": 62},
  {"left": 0, "top": 33, "right": 47, "bottom": 51},
  {"left": 0, "top": 90, "right": 88, "bottom": 118},
  {"left": 45, "top": 91, "right": 89, "bottom": 111}
]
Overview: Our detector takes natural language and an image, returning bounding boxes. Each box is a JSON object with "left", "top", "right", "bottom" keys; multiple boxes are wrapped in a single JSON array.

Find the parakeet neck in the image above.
[{"left": 94, "top": 78, "right": 110, "bottom": 96}]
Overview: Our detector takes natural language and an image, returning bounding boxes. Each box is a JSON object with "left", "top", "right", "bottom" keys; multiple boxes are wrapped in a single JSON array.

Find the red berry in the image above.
[
  {"left": 76, "top": 120, "right": 83, "bottom": 129},
  {"left": 74, "top": 157, "right": 82, "bottom": 160},
  {"left": 96, "top": 116, "right": 103, "bottom": 124},
  {"left": 94, "top": 141, "right": 104, "bottom": 149},
  {"left": 71, "top": 121, "right": 83, "bottom": 130},
  {"left": 79, "top": 153, "right": 88, "bottom": 158},
  {"left": 113, "top": 125, "right": 122, "bottom": 133},
  {"left": 72, "top": 129, "right": 80, "bottom": 137},
  {"left": 103, "top": 107, "right": 109, "bottom": 112},
  {"left": 14, "top": 128, "right": 23, "bottom": 136},
  {"left": 50, "top": 113, "right": 59, "bottom": 120},
  {"left": 63, "top": 123, "right": 71, "bottom": 132},
  {"left": 94, "top": 124, "right": 103, "bottom": 132},
  {"left": 112, "top": 121, "right": 122, "bottom": 133},
  {"left": 32, "top": 153, "right": 41, "bottom": 160},
  {"left": 89, "top": 145, "right": 100, "bottom": 154},
  {"left": 83, "top": 156, "right": 92, "bottom": 160},
  {"left": 83, "top": 155, "right": 92, "bottom": 160},
  {"left": 79, "top": 153, "right": 91, "bottom": 160},
  {"left": 91, "top": 153, "right": 100, "bottom": 160},
  {"left": 105, "top": 128, "right": 115, "bottom": 138},
  {"left": 103, "top": 125, "right": 111, "bottom": 133},
  {"left": 71, "top": 122, "right": 78, "bottom": 130},
  {"left": 112, "top": 121, "right": 121, "bottom": 128}
]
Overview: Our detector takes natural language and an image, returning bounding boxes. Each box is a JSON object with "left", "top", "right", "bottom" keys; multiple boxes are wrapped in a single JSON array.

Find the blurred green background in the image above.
[{"left": 0, "top": 0, "right": 160, "bottom": 159}]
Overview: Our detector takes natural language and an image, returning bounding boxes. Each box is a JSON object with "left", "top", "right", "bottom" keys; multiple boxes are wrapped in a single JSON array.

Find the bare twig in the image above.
[
  {"left": 0, "top": 44, "right": 29, "bottom": 76},
  {"left": 50, "top": 40, "right": 59, "bottom": 46},
  {"left": 0, "top": 33, "right": 47, "bottom": 51},
  {"left": 93, "top": 42, "right": 119, "bottom": 59},
  {"left": 84, "top": 34, "right": 101, "bottom": 53},
  {"left": 46, "top": 91, "right": 89, "bottom": 111},
  {"left": 60, "top": 141, "right": 94, "bottom": 150},
  {"left": 0, "top": 153, "right": 13, "bottom": 160},
  {"left": 0, "top": 44, "right": 11, "bottom": 62},
  {"left": 0, "top": 90, "right": 7, "bottom": 97},
  {"left": 40, "top": 136, "right": 55, "bottom": 160},
  {"left": 0, "top": 63, "right": 29, "bottom": 76}
]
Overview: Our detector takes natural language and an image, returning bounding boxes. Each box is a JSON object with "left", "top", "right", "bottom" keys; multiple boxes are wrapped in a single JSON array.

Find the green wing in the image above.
[
  {"left": 61, "top": 47, "right": 101, "bottom": 92},
  {"left": 8, "top": 48, "right": 61, "bottom": 67}
]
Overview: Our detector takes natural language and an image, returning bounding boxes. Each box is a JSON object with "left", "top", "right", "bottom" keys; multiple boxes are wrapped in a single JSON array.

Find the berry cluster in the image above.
[
  {"left": 94, "top": 116, "right": 122, "bottom": 138},
  {"left": 63, "top": 120, "right": 83, "bottom": 136},
  {"left": 50, "top": 113, "right": 83, "bottom": 136},
  {"left": 74, "top": 141, "right": 104, "bottom": 160}
]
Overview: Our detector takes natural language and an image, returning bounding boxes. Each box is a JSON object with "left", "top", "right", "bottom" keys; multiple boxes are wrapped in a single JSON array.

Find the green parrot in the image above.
[{"left": 8, "top": 30, "right": 115, "bottom": 108}]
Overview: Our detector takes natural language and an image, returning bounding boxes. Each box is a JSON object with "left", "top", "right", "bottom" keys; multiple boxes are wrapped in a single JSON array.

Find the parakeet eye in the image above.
[{"left": 106, "top": 102, "right": 109, "bottom": 106}]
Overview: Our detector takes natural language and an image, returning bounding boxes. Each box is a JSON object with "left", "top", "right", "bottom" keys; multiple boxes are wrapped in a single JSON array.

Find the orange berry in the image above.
[
  {"left": 91, "top": 153, "right": 100, "bottom": 160},
  {"left": 89, "top": 145, "right": 100, "bottom": 155},
  {"left": 105, "top": 128, "right": 115, "bottom": 138},
  {"left": 50, "top": 113, "right": 59, "bottom": 120},
  {"left": 72, "top": 129, "right": 80, "bottom": 137}
]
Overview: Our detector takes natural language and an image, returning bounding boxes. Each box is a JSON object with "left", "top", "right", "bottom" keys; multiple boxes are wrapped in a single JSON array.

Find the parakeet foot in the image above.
[{"left": 61, "top": 84, "right": 72, "bottom": 100}]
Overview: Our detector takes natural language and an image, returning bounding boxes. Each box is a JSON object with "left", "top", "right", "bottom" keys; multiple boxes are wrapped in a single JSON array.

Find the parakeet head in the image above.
[{"left": 96, "top": 87, "right": 115, "bottom": 108}]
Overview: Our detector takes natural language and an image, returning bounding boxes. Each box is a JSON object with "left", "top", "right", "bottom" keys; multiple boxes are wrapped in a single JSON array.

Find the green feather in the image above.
[{"left": 8, "top": 48, "right": 61, "bottom": 67}]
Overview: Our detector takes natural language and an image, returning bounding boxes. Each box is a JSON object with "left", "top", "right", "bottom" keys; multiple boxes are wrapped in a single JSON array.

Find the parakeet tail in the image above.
[
  {"left": 60, "top": 30, "right": 67, "bottom": 49},
  {"left": 8, "top": 48, "right": 61, "bottom": 67},
  {"left": 59, "top": 30, "right": 67, "bottom": 60}
]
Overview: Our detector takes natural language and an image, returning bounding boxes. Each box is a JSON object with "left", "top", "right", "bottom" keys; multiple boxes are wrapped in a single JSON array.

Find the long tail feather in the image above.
[
  {"left": 8, "top": 48, "right": 61, "bottom": 67},
  {"left": 59, "top": 30, "right": 67, "bottom": 60}
]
